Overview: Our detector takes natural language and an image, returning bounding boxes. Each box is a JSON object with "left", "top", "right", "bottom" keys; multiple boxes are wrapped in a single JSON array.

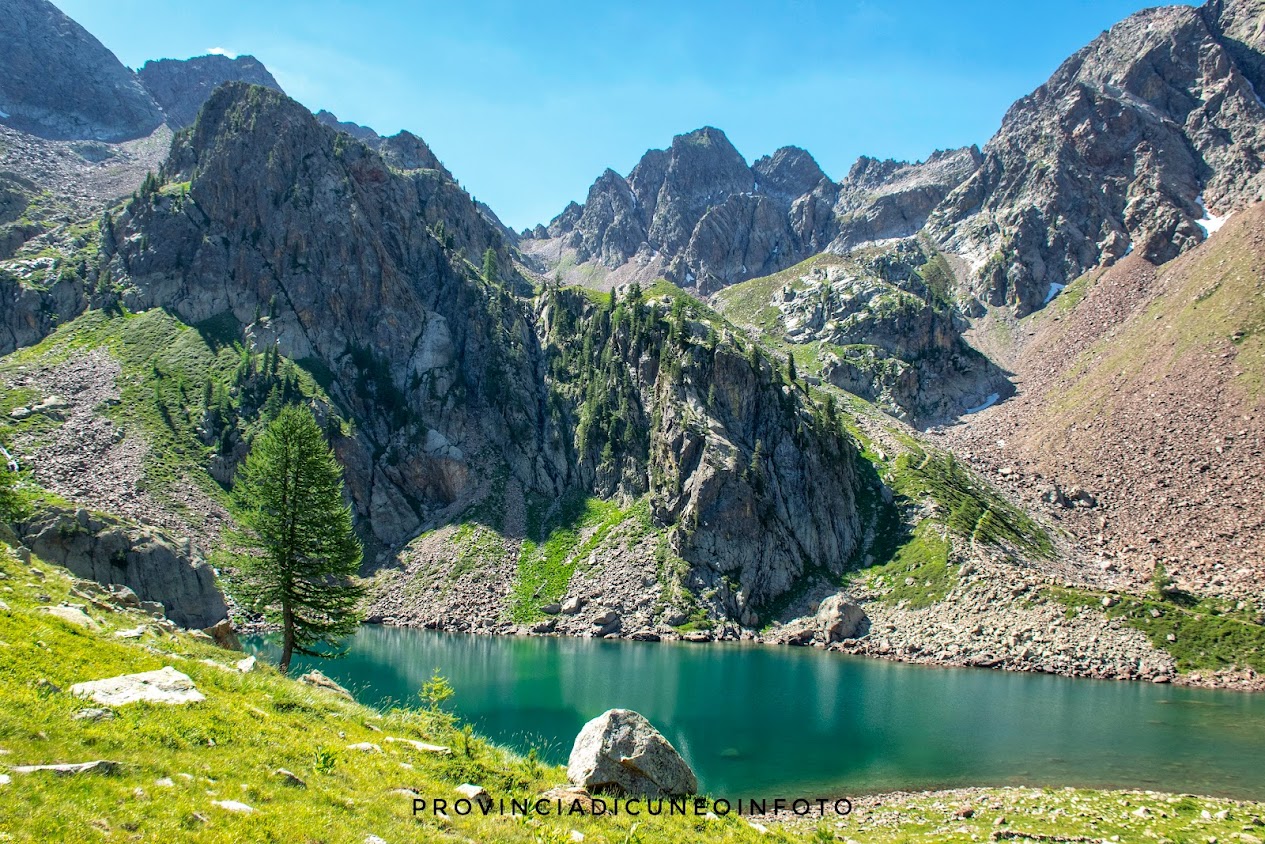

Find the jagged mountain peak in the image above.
[
  {"left": 752, "top": 146, "right": 829, "bottom": 202},
  {"left": 137, "top": 53, "right": 282, "bottom": 130},
  {"left": 928, "top": 0, "right": 1265, "bottom": 314},
  {"left": 673, "top": 124, "right": 736, "bottom": 148}
]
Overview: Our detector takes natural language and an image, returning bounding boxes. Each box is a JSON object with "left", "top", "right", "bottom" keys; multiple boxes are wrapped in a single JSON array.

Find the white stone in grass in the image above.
[
  {"left": 383, "top": 736, "right": 452, "bottom": 755},
  {"left": 12, "top": 760, "right": 119, "bottom": 775},
  {"left": 71, "top": 666, "right": 205, "bottom": 706},
  {"left": 455, "top": 783, "right": 491, "bottom": 810},
  {"left": 37, "top": 605, "right": 99, "bottom": 629},
  {"left": 155, "top": 777, "right": 175, "bottom": 787},
  {"left": 347, "top": 742, "right": 382, "bottom": 753},
  {"left": 365, "top": 837, "right": 389, "bottom": 844},
  {"left": 211, "top": 799, "right": 257, "bottom": 814},
  {"left": 0, "top": 774, "right": 10, "bottom": 786},
  {"left": 235, "top": 655, "right": 257, "bottom": 673}
]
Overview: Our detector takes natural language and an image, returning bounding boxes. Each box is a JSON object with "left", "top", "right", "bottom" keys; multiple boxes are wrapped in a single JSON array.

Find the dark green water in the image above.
[{"left": 250, "top": 627, "right": 1265, "bottom": 800}]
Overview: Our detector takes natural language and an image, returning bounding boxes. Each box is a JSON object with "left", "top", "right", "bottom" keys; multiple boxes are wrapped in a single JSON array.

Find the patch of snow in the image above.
[
  {"left": 0, "top": 108, "right": 8, "bottom": 119},
  {"left": 1245, "top": 77, "right": 1265, "bottom": 110},
  {"left": 1124, "top": 242, "right": 1134, "bottom": 256},
  {"left": 1194, "top": 194, "right": 1230, "bottom": 236},
  {"left": 1043, "top": 282, "right": 1066, "bottom": 305},
  {"left": 685, "top": 272, "right": 695, "bottom": 285},
  {"left": 965, "top": 393, "right": 1000, "bottom": 415}
]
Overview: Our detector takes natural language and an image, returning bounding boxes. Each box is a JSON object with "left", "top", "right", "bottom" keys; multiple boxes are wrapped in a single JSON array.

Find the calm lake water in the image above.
[{"left": 249, "top": 626, "right": 1265, "bottom": 800}]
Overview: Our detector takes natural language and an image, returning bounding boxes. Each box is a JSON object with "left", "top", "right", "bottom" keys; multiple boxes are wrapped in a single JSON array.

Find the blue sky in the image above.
[{"left": 52, "top": 0, "right": 1166, "bottom": 231}]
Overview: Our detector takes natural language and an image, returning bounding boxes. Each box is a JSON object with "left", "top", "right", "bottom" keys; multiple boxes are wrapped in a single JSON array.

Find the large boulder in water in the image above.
[{"left": 566, "top": 709, "right": 697, "bottom": 796}]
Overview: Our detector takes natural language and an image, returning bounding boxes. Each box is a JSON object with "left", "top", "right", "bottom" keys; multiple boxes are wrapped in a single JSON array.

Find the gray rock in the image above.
[
  {"left": 929, "top": 2, "right": 1265, "bottom": 313},
  {"left": 36, "top": 605, "right": 98, "bottom": 629},
  {"left": 137, "top": 54, "right": 281, "bottom": 130},
  {"left": 273, "top": 768, "right": 306, "bottom": 788},
  {"left": 202, "top": 619, "right": 240, "bottom": 651},
  {"left": 298, "top": 670, "right": 353, "bottom": 701},
  {"left": 455, "top": 783, "right": 492, "bottom": 811},
  {"left": 566, "top": 709, "right": 697, "bottom": 796},
  {"left": 71, "top": 708, "right": 114, "bottom": 722},
  {"left": 71, "top": 666, "right": 205, "bottom": 706},
  {"left": 561, "top": 596, "right": 585, "bottom": 615}
]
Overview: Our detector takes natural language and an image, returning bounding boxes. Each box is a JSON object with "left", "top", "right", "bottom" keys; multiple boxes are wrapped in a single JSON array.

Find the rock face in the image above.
[
  {"left": 137, "top": 54, "right": 282, "bottom": 129},
  {"left": 928, "top": 0, "right": 1265, "bottom": 313},
  {"left": 19, "top": 507, "right": 228, "bottom": 629},
  {"left": 567, "top": 709, "right": 697, "bottom": 796},
  {"left": 71, "top": 666, "right": 205, "bottom": 706},
  {"left": 0, "top": 0, "right": 164, "bottom": 141},
  {"left": 526, "top": 128, "right": 830, "bottom": 293},
  {"left": 313, "top": 109, "right": 455, "bottom": 179}
]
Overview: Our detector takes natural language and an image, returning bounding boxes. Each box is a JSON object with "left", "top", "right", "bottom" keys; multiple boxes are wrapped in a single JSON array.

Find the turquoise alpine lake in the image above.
[{"left": 249, "top": 626, "right": 1265, "bottom": 800}]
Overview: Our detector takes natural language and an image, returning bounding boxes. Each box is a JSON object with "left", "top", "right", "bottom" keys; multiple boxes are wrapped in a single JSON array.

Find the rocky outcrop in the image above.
[
  {"left": 0, "top": 0, "right": 164, "bottom": 141},
  {"left": 567, "top": 709, "right": 697, "bottom": 796},
  {"left": 527, "top": 128, "right": 832, "bottom": 293},
  {"left": 19, "top": 507, "right": 228, "bottom": 629},
  {"left": 137, "top": 54, "right": 282, "bottom": 129},
  {"left": 714, "top": 244, "right": 1013, "bottom": 426},
  {"left": 831, "top": 148, "right": 982, "bottom": 251},
  {"left": 928, "top": 0, "right": 1265, "bottom": 313}
]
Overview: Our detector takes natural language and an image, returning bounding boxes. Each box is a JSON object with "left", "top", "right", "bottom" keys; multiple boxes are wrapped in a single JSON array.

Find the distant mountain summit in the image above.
[
  {"left": 138, "top": 54, "right": 282, "bottom": 129},
  {"left": 522, "top": 125, "right": 978, "bottom": 296},
  {"left": 0, "top": 0, "right": 163, "bottom": 140}
]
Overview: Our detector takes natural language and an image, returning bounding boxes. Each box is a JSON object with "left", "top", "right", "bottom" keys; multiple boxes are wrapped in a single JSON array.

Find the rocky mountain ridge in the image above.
[
  {"left": 528, "top": 0, "right": 1265, "bottom": 319},
  {"left": 522, "top": 126, "right": 981, "bottom": 296}
]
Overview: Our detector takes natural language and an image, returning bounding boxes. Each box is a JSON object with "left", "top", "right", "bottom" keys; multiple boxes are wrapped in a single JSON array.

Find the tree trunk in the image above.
[{"left": 279, "top": 600, "right": 295, "bottom": 674}]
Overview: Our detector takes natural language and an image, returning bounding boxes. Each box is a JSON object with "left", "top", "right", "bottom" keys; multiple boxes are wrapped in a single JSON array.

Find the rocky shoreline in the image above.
[{"left": 360, "top": 555, "right": 1265, "bottom": 693}]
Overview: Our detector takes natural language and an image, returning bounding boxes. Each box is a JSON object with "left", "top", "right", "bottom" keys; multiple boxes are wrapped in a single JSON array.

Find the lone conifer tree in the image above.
[{"left": 228, "top": 405, "right": 364, "bottom": 673}]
